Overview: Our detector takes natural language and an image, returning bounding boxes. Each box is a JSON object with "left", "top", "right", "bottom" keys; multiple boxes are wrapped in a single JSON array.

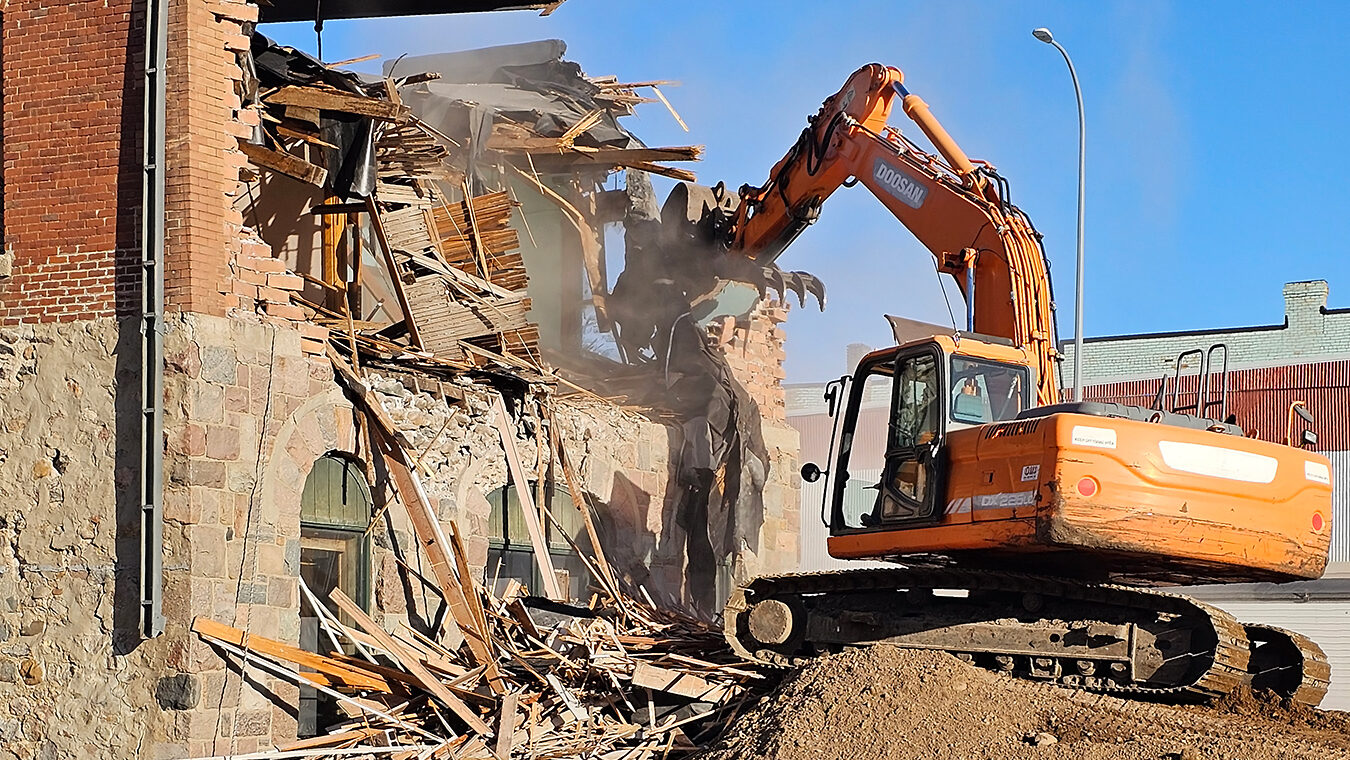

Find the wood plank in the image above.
[
  {"left": 366, "top": 196, "right": 423, "bottom": 349},
  {"left": 630, "top": 662, "right": 734, "bottom": 703},
  {"left": 275, "top": 728, "right": 384, "bottom": 751},
  {"left": 328, "top": 350, "right": 504, "bottom": 693},
  {"left": 491, "top": 396, "right": 562, "bottom": 600},
  {"left": 329, "top": 588, "right": 492, "bottom": 737},
  {"left": 554, "top": 429, "right": 618, "bottom": 594},
  {"left": 266, "top": 84, "right": 409, "bottom": 122},
  {"left": 238, "top": 140, "right": 328, "bottom": 186},
  {"left": 493, "top": 692, "right": 519, "bottom": 760},
  {"left": 191, "top": 617, "right": 394, "bottom": 693}
]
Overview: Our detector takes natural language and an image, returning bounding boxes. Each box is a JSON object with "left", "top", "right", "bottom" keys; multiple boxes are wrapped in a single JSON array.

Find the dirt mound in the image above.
[{"left": 701, "top": 647, "right": 1350, "bottom": 760}]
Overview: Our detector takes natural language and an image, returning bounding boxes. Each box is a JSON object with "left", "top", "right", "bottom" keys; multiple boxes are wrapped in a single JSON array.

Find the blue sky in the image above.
[{"left": 264, "top": 1, "right": 1350, "bottom": 383}]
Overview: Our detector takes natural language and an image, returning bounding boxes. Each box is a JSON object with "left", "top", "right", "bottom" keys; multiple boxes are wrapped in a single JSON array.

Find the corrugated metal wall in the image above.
[
  {"left": 1083, "top": 358, "right": 1350, "bottom": 449},
  {"left": 798, "top": 474, "right": 892, "bottom": 572},
  {"left": 1208, "top": 600, "right": 1350, "bottom": 710},
  {"left": 1329, "top": 451, "right": 1350, "bottom": 564}
]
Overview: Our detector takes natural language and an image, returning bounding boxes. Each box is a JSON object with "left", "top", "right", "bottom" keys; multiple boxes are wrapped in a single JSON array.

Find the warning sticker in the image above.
[
  {"left": 1071, "top": 426, "right": 1117, "bottom": 449},
  {"left": 1021, "top": 464, "right": 1040, "bottom": 482}
]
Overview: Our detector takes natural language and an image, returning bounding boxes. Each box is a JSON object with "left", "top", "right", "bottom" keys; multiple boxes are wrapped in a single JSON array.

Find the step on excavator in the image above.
[{"left": 666, "top": 64, "right": 1333, "bottom": 705}]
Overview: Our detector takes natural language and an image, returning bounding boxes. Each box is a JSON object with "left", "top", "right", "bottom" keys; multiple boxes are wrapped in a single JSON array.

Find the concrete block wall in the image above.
[{"left": 1061, "top": 280, "right": 1350, "bottom": 386}]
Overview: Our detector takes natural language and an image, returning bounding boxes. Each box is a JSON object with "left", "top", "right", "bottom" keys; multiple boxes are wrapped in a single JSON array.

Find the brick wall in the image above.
[
  {"left": 1062, "top": 280, "right": 1350, "bottom": 386},
  {"left": 0, "top": 0, "right": 254, "bottom": 325},
  {"left": 165, "top": 0, "right": 255, "bottom": 316},
  {"left": 0, "top": 1, "right": 141, "bottom": 324}
]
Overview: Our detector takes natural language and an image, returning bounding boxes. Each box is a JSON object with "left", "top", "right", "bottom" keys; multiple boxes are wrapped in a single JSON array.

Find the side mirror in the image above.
[{"left": 801, "top": 463, "right": 824, "bottom": 483}]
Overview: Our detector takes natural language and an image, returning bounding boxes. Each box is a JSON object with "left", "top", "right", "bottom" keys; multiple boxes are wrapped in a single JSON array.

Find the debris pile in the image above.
[
  {"left": 193, "top": 588, "right": 760, "bottom": 759},
  {"left": 192, "top": 358, "right": 764, "bottom": 758},
  {"left": 240, "top": 35, "right": 702, "bottom": 375},
  {"left": 703, "top": 646, "right": 1350, "bottom": 760}
]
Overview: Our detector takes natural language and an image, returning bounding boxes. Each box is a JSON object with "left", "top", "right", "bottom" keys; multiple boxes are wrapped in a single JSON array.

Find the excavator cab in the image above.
[{"left": 815, "top": 335, "right": 1034, "bottom": 532}]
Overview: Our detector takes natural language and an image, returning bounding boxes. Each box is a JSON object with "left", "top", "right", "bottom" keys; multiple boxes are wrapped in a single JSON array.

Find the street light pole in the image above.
[{"left": 1033, "top": 27, "right": 1086, "bottom": 402}]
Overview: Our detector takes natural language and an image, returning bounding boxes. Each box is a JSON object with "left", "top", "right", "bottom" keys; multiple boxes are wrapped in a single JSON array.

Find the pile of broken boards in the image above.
[
  {"left": 190, "top": 361, "right": 765, "bottom": 759},
  {"left": 193, "top": 582, "right": 762, "bottom": 759},
  {"left": 241, "top": 35, "right": 700, "bottom": 377}
]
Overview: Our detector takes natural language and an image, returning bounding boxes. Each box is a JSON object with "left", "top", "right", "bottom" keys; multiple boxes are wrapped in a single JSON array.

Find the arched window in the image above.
[
  {"left": 298, "top": 453, "right": 371, "bottom": 737},
  {"left": 485, "top": 480, "right": 591, "bottom": 601},
  {"left": 299, "top": 453, "right": 372, "bottom": 615}
]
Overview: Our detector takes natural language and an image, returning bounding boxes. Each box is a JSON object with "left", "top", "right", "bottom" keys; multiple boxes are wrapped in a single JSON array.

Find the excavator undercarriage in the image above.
[{"left": 725, "top": 567, "right": 1330, "bottom": 706}]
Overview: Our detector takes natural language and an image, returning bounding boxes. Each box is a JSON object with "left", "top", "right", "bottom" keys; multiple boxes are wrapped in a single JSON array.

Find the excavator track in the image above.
[
  {"left": 725, "top": 567, "right": 1257, "bottom": 703},
  {"left": 1244, "top": 623, "right": 1331, "bottom": 706}
]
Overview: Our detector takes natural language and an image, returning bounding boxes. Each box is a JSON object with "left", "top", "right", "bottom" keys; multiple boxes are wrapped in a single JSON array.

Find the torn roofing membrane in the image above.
[{"left": 250, "top": 33, "right": 379, "bottom": 198}]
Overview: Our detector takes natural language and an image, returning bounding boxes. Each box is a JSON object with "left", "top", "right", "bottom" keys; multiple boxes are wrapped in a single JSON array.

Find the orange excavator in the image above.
[{"left": 682, "top": 64, "right": 1334, "bottom": 704}]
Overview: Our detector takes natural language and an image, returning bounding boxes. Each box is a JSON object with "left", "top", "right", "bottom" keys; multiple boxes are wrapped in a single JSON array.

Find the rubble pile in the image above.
[
  {"left": 191, "top": 357, "right": 767, "bottom": 759},
  {"left": 703, "top": 646, "right": 1350, "bottom": 760}
]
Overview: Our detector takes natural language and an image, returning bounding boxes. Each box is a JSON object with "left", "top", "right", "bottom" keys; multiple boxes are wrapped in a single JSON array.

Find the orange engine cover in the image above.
[{"left": 828, "top": 413, "right": 1332, "bottom": 584}]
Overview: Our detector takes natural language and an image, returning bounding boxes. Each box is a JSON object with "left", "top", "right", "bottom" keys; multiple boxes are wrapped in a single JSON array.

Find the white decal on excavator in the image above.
[
  {"left": 1306, "top": 460, "right": 1332, "bottom": 485},
  {"left": 873, "top": 159, "right": 928, "bottom": 209},
  {"left": 945, "top": 491, "right": 1036, "bottom": 514},
  {"left": 1021, "top": 464, "right": 1040, "bottom": 482},
  {"left": 1071, "top": 426, "right": 1117, "bottom": 449},
  {"left": 1157, "top": 441, "right": 1278, "bottom": 484},
  {"left": 974, "top": 491, "right": 1037, "bottom": 509}
]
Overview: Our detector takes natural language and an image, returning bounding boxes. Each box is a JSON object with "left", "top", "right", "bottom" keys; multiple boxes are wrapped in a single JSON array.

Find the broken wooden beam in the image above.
[
  {"left": 265, "top": 84, "right": 410, "bottom": 122},
  {"left": 238, "top": 140, "right": 328, "bottom": 186}
]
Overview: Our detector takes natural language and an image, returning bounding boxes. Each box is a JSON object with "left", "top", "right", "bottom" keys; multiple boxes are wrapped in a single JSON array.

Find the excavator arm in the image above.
[{"left": 726, "top": 64, "right": 1061, "bottom": 405}]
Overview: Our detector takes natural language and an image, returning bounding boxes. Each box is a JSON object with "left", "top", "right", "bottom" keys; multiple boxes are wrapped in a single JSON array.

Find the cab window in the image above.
[{"left": 949, "top": 356, "right": 1030, "bottom": 426}]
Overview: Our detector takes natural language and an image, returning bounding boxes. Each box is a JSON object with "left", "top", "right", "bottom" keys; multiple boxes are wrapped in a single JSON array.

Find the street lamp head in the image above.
[{"left": 1032, "top": 27, "right": 1055, "bottom": 43}]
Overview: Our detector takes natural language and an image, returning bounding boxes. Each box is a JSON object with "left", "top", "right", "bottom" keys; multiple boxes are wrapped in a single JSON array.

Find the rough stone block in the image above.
[
  {"left": 155, "top": 674, "right": 201, "bottom": 710},
  {"left": 205, "top": 425, "right": 241, "bottom": 461},
  {"left": 200, "top": 345, "right": 239, "bottom": 385},
  {"left": 189, "top": 382, "right": 227, "bottom": 425}
]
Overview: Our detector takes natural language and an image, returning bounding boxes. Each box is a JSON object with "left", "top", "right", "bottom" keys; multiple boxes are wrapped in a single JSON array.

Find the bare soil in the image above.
[{"left": 701, "top": 647, "right": 1350, "bottom": 759}]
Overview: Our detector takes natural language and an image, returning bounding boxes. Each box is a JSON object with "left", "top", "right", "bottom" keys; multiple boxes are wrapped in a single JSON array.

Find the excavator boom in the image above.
[{"left": 726, "top": 64, "right": 1060, "bottom": 405}]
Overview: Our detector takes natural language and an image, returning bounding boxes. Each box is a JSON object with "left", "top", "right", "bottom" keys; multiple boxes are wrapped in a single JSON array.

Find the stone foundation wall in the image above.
[
  {"left": 0, "top": 318, "right": 171, "bottom": 759},
  {"left": 0, "top": 309, "right": 799, "bottom": 758}
]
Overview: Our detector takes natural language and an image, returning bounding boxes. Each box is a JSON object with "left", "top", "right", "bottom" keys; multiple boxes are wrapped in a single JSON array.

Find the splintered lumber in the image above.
[
  {"left": 329, "top": 588, "right": 491, "bottom": 737},
  {"left": 431, "top": 192, "right": 522, "bottom": 270},
  {"left": 239, "top": 140, "right": 328, "bottom": 186},
  {"left": 405, "top": 278, "right": 531, "bottom": 354},
  {"left": 376, "top": 181, "right": 438, "bottom": 207},
  {"left": 381, "top": 206, "right": 440, "bottom": 254},
  {"left": 201, "top": 636, "right": 445, "bottom": 745},
  {"left": 191, "top": 618, "right": 396, "bottom": 693},
  {"left": 266, "top": 84, "right": 410, "bottom": 122},
  {"left": 631, "top": 662, "right": 735, "bottom": 703},
  {"left": 553, "top": 427, "right": 618, "bottom": 594},
  {"left": 491, "top": 396, "right": 562, "bottom": 600},
  {"left": 328, "top": 350, "right": 504, "bottom": 692},
  {"left": 365, "top": 196, "right": 424, "bottom": 349}
]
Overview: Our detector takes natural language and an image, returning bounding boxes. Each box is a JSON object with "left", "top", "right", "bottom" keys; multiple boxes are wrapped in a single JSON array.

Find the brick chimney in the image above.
[
  {"left": 1283, "top": 280, "right": 1329, "bottom": 336},
  {"left": 846, "top": 343, "right": 873, "bottom": 373}
]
